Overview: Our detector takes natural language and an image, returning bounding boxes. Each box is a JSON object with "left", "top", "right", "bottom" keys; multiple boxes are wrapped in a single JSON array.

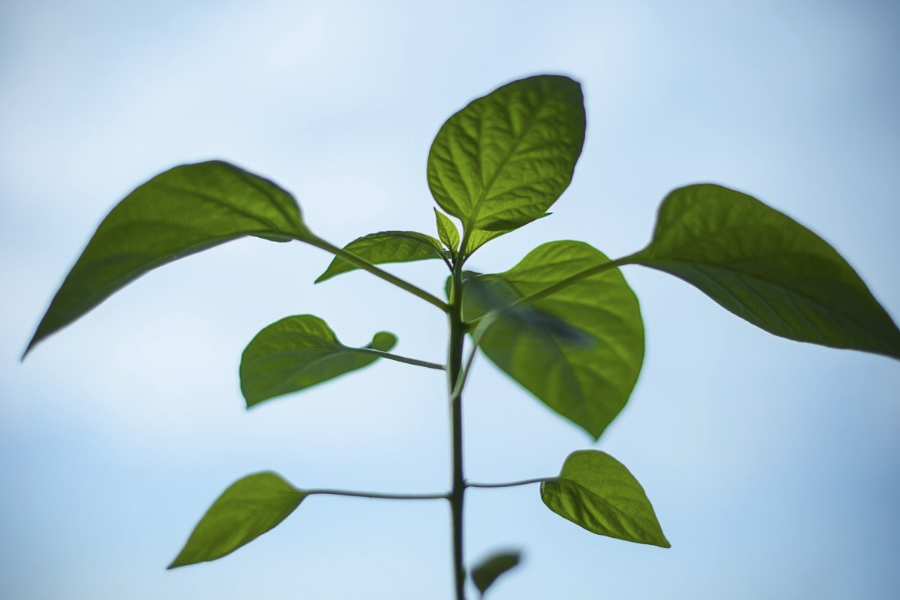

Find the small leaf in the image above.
[
  {"left": 315, "top": 231, "right": 446, "bottom": 283},
  {"left": 541, "top": 450, "right": 670, "bottom": 548},
  {"left": 427, "top": 75, "right": 585, "bottom": 233},
  {"left": 434, "top": 209, "right": 461, "bottom": 253},
  {"left": 463, "top": 241, "right": 644, "bottom": 440},
  {"left": 241, "top": 315, "right": 397, "bottom": 408},
  {"left": 25, "top": 161, "right": 311, "bottom": 356},
  {"left": 631, "top": 184, "right": 900, "bottom": 359},
  {"left": 169, "top": 472, "right": 307, "bottom": 568},
  {"left": 471, "top": 550, "right": 522, "bottom": 596}
]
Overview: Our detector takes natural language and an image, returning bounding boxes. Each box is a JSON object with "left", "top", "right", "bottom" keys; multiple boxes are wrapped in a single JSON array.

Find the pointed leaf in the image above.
[
  {"left": 471, "top": 550, "right": 522, "bottom": 596},
  {"left": 463, "top": 212, "right": 552, "bottom": 256},
  {"left": 168, "top": 472, "right": 307, "bottom": 568},
  {"left": 631, "top": 184, "right": 900, "bottom": 359},
  {"left": 315, "top": 231, "right": 446, "bottom": 283},
  {"left": 541, "top": 450, "right": 670, "bottom": 548},
  {"left": 434, "top": 209, "right": 461, "bottom": 253},
  {"left": 427, "top": 75, "right": 585, "bottom": 233},
  {"left": 25, "top": 161, "right": 311, "bottom": 356},
  {"left": 240, "top": 314, "right": 397, "bottom": 408},
  {"left": 463, "top": 241, "right": 644, "bottom": 439}
]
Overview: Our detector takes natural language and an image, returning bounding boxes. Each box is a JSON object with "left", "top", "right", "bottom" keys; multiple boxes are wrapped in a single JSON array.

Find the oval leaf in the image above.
[
  {"left": 168, "top": 471, "right": 307, "bottom": 568},
  {"left": 434, "top": 209, "right": 461, "bottom": 254},
  {"left": 315, "top": 231, "right": 446, "bottom": 283},
  {"left": 240, "top": 314, "right": 397, "bottom": 408},
  {"left": 631, "top": 184, "right": 900, "bottom": 359},
  {"left": 541, "top": 450, "right": 670, "bottom": 548},
  {"left": 471, "top": 550, "right": 522, "bottom": 596},
  {"left": 463, "top": 241, "right": 644, "bottom": 440},
  {"left": 25, "top": 161, "right": 311, "bottom": 356},
  {"left": 427, "top": 75, "right": 585, "bottom": 233}
]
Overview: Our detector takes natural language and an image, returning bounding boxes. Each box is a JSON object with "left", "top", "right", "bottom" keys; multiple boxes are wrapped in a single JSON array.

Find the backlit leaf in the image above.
[
  {"left": 434, "top": 209, "right": 461, "bottom": 254},
  {"left": 463, "top": 241, "right": 644, "bottom": 439},
  {"left": 630, "top": 184, "right": 900, "bottom": 359},
  {"left": 315, "top": 231, "right": 446, "bottom": 283},
  {"left": 427, "top": 75, "right": 585, "bottom": 233},
  {"left": 471, "top": 550, "right": 522, "bottom": 596},
  {"left": 25, "top": 161, "right": 311, "bottom": 356},
  {"left": 168, "top": 472, "right": 307, "bottom": 568},
  {"left": 241, "top": 315, "right": 397, "bottom": 408},
  {"left": 541, "top": 450, "right": 669, "bottom": 548}
]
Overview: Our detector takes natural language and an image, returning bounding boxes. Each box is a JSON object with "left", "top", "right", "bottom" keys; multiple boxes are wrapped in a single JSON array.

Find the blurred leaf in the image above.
[
  {"left": 25, "top": 161, "right": 311, "bottom": 356},
  {"left": 434, "top": 209, "right": 461, "bottom": 254},
  {"left": 631, "top": 184, "right": 900, "bottom": 359},
  {"left": 241, "top": 315, "right": 397, "bottom": 408},
  {"left": 315, "top": 231, "right": 446, "bottom": 283},
  {"left": 471, "top": 550, "right": 522, "bottom": 596},
  {"left": 463, "top": 241, "right": 644, "bottom": 439},
  {"left": 427, "top": 75, "right": 585, "bottom": 233},
  {"left": 541, "top": 450, "right": 670, "bottom": 548},
  {"left": 169, "top": 472, "right": 307, "bottom": 568}
]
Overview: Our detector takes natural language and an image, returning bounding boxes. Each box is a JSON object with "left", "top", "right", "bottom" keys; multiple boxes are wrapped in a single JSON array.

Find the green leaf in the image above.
[
  {"left": 471, "top": 550, "right": 522, "bottom": 597},
  {"left": 463, "top": 241, "right": 644, "bottom": 440},
  {"left": 24, "top": 161, "right": 311, "bottom": 357},
  {"left": 463, "top": 212, "right": 552, "bottom": 256},
  {"left": 315, "top": 231, "right": 446, "bottom": 283},
  {"left": 168, "top": 471, "right": 307, "bottom": 568},
  {"left": 630, "top": 184, "right": 900, "bottom": 359},
  {"left": 427, "top": 75, "right": 585, "bottom": 234},
  {"left": 541, "top": 450, "right": 670, "bottom": 548},
  {"left": 240, "top": 314, "right": 397, "bottom": 408},
  {"left": 434, "top": 209, "right": 461, "bottom": 254}
]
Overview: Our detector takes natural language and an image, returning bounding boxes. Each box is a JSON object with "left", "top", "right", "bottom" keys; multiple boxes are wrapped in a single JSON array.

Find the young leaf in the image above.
[
  {"left": 463, "top": 241, "right": 644, "bottom": 440},
  {"left": 471, "top": 550, "right": 522, "bottom": 597},
  {"left": 168, "top": 471, "right": 307, "bottom": 568},
  {"left": 315, "top": 231, "right": 446, "bottom": 283},
  {"left": 241, "top": 315, "right": 398, "bottom": 408},
  {"left": 434, "top": 209, "right": 461, "bottom": 254},
  {"left": 630, "top": 184, "right": 900, "bottom": 359},
  {"left": 427, "top": 75, "right": 585, "bottom": 234},
  {"left": 25, "top": 161, "right": 311, "bottom": 357},
  {"left": 541, "top": 450, "right": 670, "bottom": 548}
]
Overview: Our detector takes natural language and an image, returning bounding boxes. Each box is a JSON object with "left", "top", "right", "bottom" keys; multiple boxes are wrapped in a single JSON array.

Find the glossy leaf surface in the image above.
[
  {"left": 169, "top": 472, "right": 306, "bottom": 568},
  {"left": 541, "top": 450, "right": 669, "bottom": 548},
  {"left": 463, "top": 241, "right": 644, "bottom": 439},
  {"left": 241, "top": 315, "right": 397, "bottom": 408},
  {"left": 26, "top": 161, "right": 310, "bottom": 356},
  {"left": 315, "top": 231, "right": 446, "bottom": 283},
  {"left": 631, "top": 184, "right": 900, "bottom": 359},
  {"left": 471, "top": 550, "right": 521, "bottom": 596},
  {"left": 427, "top": 75, "right": 585, "bottom": 233}
]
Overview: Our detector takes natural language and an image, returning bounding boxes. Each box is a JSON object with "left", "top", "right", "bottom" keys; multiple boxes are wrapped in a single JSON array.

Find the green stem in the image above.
[
  {"left": 305, "top": 489, "right": 448, "bottom": 501},
  {"left": 358, "top": 349, "right": 445, "bottom": 371},
  {"left": 448, "top": 263, "right": 467, "bottom": 600},
  {"left": 467, "top": 477, "right": 554, "bottom": 489},
  {"left": 303, "top": 235, "right": 450, "bottom": 313}
]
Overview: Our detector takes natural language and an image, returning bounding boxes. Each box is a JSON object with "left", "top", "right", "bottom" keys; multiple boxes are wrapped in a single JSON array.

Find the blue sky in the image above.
[{"left": 2, "top": 1, "right": 899, "bottom": 598}]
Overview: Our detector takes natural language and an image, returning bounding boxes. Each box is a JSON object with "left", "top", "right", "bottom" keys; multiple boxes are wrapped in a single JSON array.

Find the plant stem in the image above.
[
  {"left": 303, "top": 235, "right": 450, "bottom": 312},
  {"left": 358, "top": 348, "right": 446, "bottom": 371},
  {"left": 466, "top": 477, "right": 554, "bottom": 489},
  {"left": 305, "top": 489, "right": 448, "bottom": 500},
  {"left": 448, "top": 263, "right": 467, "bottom": 600}
]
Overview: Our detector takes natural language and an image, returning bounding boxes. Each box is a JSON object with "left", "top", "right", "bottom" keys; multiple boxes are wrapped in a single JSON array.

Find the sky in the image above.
[{"left": 2, "top": 1, "right": 899, "bottom": 598}]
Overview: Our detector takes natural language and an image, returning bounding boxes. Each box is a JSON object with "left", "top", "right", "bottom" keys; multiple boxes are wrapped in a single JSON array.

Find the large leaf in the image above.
[
  {"left": 169, "top": 471, "right": 307, "bottom": 568},
  {"left": 463, "top": 241, "right": 644, "bottom": 439},
  {"left": 25, "top": 161, "right": 311, "bottom": 356},
  {"left": 315, "top": 231, "right": 446, "bottom": 283},
  {"left": 427, "top": 75, "right": 585, "bottom": 233},
  {"left": 240, "top": 314, "right": 397, "bottom": 408},
  {"left": 630, "top": 184, "right": 900, "bottom": 359},
  {"left": 541, "top": 450, "right": 670, "bottom": 548},
  {"left": 471, "top": 550, "right": 522, "bottom": 597}
]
